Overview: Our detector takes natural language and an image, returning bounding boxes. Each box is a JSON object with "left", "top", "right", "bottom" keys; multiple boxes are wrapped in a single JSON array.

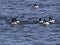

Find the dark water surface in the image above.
[{"left": 0, "top": 0, "right": 60, "bottom": 45}]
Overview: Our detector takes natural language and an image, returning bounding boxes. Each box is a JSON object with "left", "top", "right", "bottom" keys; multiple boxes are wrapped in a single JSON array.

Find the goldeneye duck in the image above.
[
  {"left": 11, "top": 18, "right": 20, "bottom": 25},
  {"left": 48, "top": 17, "right": 55, "bottom": 23},
  {"left": 39, "top": 18, "right": 43, "bottom": 23},
  {"left": 34, "top": 3, "right": 39, "bottom": 8},
  {"left": 43, "top": 19, "right": 49, "bottom": 25}
]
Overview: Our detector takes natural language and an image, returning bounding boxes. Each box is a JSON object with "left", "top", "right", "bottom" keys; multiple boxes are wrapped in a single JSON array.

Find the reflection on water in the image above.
[{"left": 0, "top": 0, "right": 60, "bottom": 45}]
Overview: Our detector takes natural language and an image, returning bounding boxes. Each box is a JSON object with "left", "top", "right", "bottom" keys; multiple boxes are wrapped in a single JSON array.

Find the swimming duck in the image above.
[
  {"left": 43, "top": 19, "right": 49, "bottom": 25},
  {"left": 11, "top": 18, "right": 20, "bottom": 25},
  {"left": 39, "top": 18, "right": 43, "bottom": 23},
  {"left": 34, "top": 3, "right": 39, "bottom": 8},
  {"left": 48, "top": 17, "right": 55, "bottom": 23}
]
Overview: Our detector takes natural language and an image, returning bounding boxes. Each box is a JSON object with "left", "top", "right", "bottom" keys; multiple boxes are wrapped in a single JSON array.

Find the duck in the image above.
[
  {"left": 48, "top": 17, "right": 55, "bottom": 23},
  {"left": 34, "top": 3, "right": 39, "bottom": 8},
  {"left": 43, "top": 19, "right": 49, "bottom": 25},
  {"left": 11, "top": 18, "right": 20, "bottom": 25},
  {"left": 39, "top": 18, "right": 43, "bottom": 23}
]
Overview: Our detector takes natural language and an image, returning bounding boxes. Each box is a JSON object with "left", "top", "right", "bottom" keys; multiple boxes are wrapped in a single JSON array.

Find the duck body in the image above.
[
  {"left": 34, "top": 6, "right": 39, "bottom": 8},
  {"left": 11, "top": 21, "right": 20, "bottom": 25},
  {"left": 39, "top": 18, "right": 43, "bottom": 23},
  {"left": 11, "top": 18, "right": 20, "bottom": 25},
  {"left": 11, "top": 22, "right": 17, "bottom": 25},
  {"left": 43, "top": 22, "right": 49, "bottom": 25},
  {"left": 39, "top": 21, "right": 43, "bottom": 23},
  {"left": 48, "top": 17, "right": 55, "bottom": 23},
  {"left": 34, "top": 3, "right": 39, "bottom": 8},
  {"left": 42, "top": 19, "right": 49, "bottom": 25},
  {"left": 49, "top": 20, "right": 55, "bottom": 23}
]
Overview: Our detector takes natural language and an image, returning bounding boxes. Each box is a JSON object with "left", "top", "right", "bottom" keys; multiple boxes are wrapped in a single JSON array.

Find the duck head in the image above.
[
  {"left": 49, "top": 17, "right": 52, "bottom": 20},
  {"left": 34, "top": 3, "right": 37, "bottom": 6},
  {"left": 11, "top": 18, "right": 17, "bottom": 22},
  {"left": 39, "top": 18, "right": 42, "bottom": 21},
  {"left": 11, "top": 18, "right": 20, "bottom": 25},
  {"left": 34, "top": 3, "right": 39, "bottom": 8}
]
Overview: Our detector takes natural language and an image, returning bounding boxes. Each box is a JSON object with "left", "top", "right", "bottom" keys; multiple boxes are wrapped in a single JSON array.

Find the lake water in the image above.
[{"left": 0, "top": 0, "right": 60, "bottom": 45}]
